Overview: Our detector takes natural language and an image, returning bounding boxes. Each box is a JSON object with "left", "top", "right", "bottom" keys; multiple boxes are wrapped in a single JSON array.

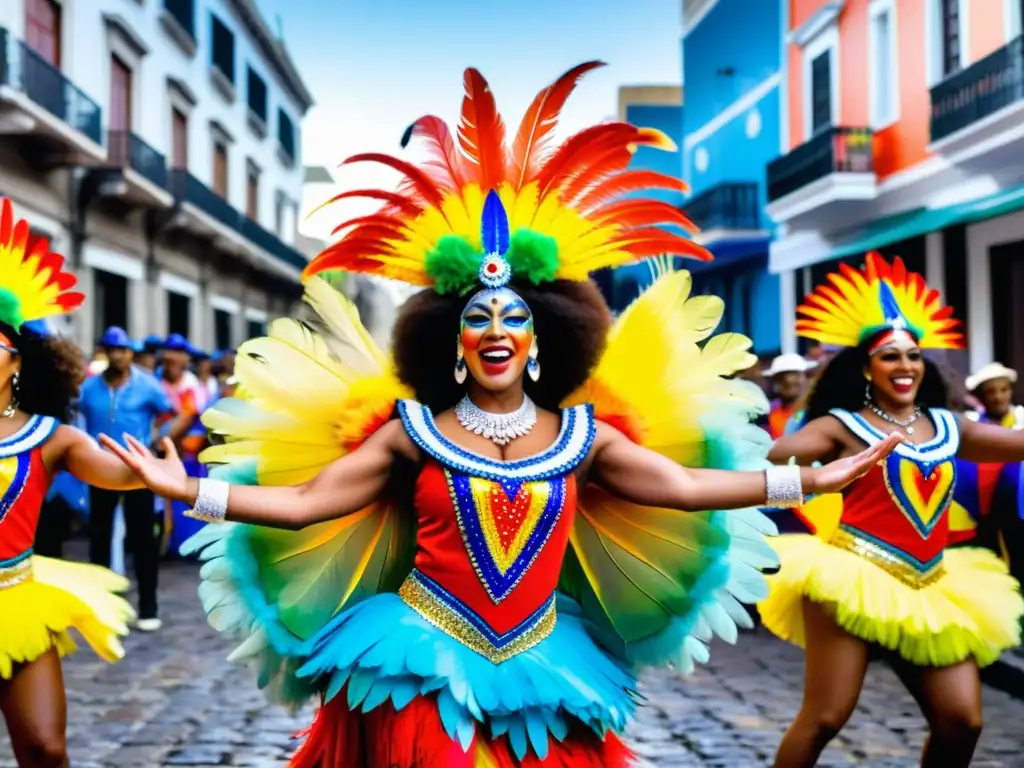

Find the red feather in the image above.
[
  {"left": 406, "top": 115, "right": 466, "bottom": 189},
  {"left": 590, "top": 199, "right": 698, "bottom": 234},
  {"left": 341, "top": 153, "right": 446, "bottom": 210},
  {"left": 457, "top": 68, "right": 508, "bottom": 191},
  {"left": 534, "top": 123, "right": 638, "bottom": 197},
  {"left": 558, "top": 144, "right": 635, "bottom": 206},
  {"left": 611, "top": 228, "right": 713, "bottom": 261},
  {"left": 314, "top": 189, "right": 422, "bottom": 219},
  {"left": 510, "top": 60, "right": 606, "bottom": 189},
  {"left": 576, "top": 170, "right": 689, "bottom": 212},
  {"left": 329, "top": 213, "right": 407, "bottom": 238}
]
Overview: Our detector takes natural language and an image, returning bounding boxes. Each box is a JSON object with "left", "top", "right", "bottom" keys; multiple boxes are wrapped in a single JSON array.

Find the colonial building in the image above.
[
  {"left": 768, "top": 0, "right": 1024, "bottom": 385},
  {"left": 0, "top": 0, "right": 313, "bottom": 352},
  {"left": 681, "top": 0, "right": 784, "bottom": 357}
]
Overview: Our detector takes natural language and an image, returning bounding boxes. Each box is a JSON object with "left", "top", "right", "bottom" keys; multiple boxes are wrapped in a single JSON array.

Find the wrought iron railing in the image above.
[
  {"left": 0, "top": 27, "right": 102, "bottom": 145},
  {"left": 686, "top": 182, "right": 761, "bottom": 231},
  {"left": 930, "top": 36, "right": 1024, "bottom": 143},
  {"left": 766, "top": 127, "right": 873, "bottom": 202},
  {"left": 108, "top": 131, "right": 168, "bottom": 190},
  {"left": 169, "top": 169, "right": 306, "bottom": 270}
]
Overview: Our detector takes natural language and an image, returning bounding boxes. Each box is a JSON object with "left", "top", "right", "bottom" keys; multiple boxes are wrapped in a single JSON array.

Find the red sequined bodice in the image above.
[{"left": 0, "top": 416, "right": 59, "bottom": 562}]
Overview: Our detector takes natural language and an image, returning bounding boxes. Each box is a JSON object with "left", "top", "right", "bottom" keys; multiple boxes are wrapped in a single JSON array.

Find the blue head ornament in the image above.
[{"left": 477, "top": 190, "right": 512, "bottom": 290}]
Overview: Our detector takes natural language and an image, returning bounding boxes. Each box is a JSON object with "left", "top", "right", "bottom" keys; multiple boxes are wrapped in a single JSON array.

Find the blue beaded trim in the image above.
[
  {"left": 395, "top": 569, "right": 557, "bottom": 663},
  {"left": 0, "top": 549, "right": 32, "bottom": 568},
  {"left": 0, "top": 452, "right": 30, "bottom": 527},
  {"left": 447, "top": 469, "right": 567, "bottom": 604},
  {"left": 882, "top": 452, "right": 956, "bottom": 538},
  {"left": 0, "top": 415, "right": 59, "bottom": 458},
  {"left": 397, "top": 400, "right": 595, "bottom": 482},
  {"left": 838, "top": 524, "right": 944, "bottom": 573},
  {"left": 829, "top": 408, "right": 959, "bottom": 463}
]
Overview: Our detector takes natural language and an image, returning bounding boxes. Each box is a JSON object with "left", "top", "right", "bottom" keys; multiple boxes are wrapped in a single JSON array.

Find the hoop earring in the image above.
[
  {"left": 527, "top": 339, "right": 541, "bottom": 383},
  {"left": 2, "top": 371, "right": 19, "bottom": 419},
  {"left": 454, "top": 341, "right": 467, "bottom": 385}
]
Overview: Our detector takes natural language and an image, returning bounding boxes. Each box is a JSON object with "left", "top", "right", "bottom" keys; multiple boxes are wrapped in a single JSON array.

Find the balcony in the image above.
[
  {"left": 765, "top": 126, "right": 876, "bottom": 229},
  {"left": 687, "top": 182, "right": 764, "bottom": 245},
  {"left": 169, "top": 169, "right": 306, "bottom": 275},
  {"left": 0, "top": 27, "right": 104, "bottom": 163},
  {"left": 929, "top": 36, "right": 1024, "bottom": 170},
  {"left": 107, "top": 130, "right": 172, "bottom": 207}
]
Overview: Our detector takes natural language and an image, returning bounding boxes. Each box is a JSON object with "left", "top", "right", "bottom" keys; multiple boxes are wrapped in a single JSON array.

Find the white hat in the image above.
[
  {"left": 764, "top": 353, "right": 817, "bottom": 378},
  {"left": 966, "top": 362, "right": 1018, "bottom": 392}
]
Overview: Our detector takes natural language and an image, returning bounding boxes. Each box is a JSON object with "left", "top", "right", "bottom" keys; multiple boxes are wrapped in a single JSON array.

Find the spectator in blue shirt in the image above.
[{"left": 78, "top": 327, "right": 174, "bottom": 631}]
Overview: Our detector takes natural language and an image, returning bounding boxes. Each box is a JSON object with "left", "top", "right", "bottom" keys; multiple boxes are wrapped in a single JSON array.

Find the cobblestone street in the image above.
[{"left": 2, "top": 560, "right": 1024, "bottom": 767}]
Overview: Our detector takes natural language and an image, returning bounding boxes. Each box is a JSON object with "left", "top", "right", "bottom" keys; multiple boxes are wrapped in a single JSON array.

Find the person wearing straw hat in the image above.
[
  {"left": 965, "top": 362, "right": 1024, "bottom": 429},
  {"left": 763, "top": 353, "right": 817, "bottom": 439}
]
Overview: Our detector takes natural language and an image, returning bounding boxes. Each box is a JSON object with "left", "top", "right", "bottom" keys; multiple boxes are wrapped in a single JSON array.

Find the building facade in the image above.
[
  {"left": 0, "top": 0, "right": 313, "bottom": 352},
  {"left": 681, "top": 0, "right": 783, "bottom": 357},
  {"left": 769, "top": 0, "right": 1024, "bottom": 388}
]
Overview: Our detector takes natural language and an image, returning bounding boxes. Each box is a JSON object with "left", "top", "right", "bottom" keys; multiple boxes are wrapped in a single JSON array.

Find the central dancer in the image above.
[{"left": 102, "top": 63, "right": 899, "bottom": 766}]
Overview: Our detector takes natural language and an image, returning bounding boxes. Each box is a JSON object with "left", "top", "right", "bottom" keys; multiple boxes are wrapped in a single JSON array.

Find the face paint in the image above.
[
  {"left": 459, "top": 287, "right": 535, "bottom": 391},
  {"left": 0, "top": 331, "right": 16, "bottom": 355},
  {"left": 868, "top": 329, "right": 916, "bottom": 356}
]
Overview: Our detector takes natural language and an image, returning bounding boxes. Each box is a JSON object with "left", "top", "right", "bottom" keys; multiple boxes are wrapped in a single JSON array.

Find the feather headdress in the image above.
[
  {"left": 796, "top": 251, "right": 963, "bottom": 350},
  {"left": 304, "top": 62, "right": 710, "bottom": 295},
  {"left": 0, "top": 198, "right": 84, "bottom": 350}
]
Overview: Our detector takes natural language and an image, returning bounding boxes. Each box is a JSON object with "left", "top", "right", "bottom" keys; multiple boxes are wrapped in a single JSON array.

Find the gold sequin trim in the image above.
[
  {"left": 829, "top": 528, "right": 945, "bottom": 589},
  {"left": 399, "top": 574, "right": 556, "bottom": 664},
  {"left": 0, "top": 558, "right": 33, "bottom": 590}
]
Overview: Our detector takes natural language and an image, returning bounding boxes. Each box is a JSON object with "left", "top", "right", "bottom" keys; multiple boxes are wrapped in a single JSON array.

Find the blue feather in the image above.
[
  {"left": 481, "top": 189, "right": 510, "bottom": 256},
  {"left": 879, "top": 281, "right": 907, "bottom": 328}
]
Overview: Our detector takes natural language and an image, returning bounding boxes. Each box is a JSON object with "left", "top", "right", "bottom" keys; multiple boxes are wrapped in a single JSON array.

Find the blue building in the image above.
[
  {"left": 601, "top": 85, "right": 684, "bottom": 311},
  {"left": 677, "top": 0, "right": 783, "bottom": 356}
]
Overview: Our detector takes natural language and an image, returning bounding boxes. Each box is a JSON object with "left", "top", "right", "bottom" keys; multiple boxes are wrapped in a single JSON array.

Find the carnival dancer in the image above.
[
  {"left": 101, "top": 64, "right": 900, "bottom": 767},
  {"left": 759, "top": 253, "right": 1024, "bottom": 768},
  {"left": 0, "top": 199, "right": 182, "bottom": 766}
]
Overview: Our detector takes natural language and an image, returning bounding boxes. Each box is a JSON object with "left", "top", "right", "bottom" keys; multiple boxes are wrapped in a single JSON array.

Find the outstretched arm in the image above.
[
  {"left": 767, "top": 417, "right": 841, "bottom": 465},
  {"left": 99, "top": 419, "right": 413, "bottom": 531},
  {"left": 958, "top": 415, "right": 1024, "bottom": 463},
  {"left": 588, "top": 422, "right": 901, "bottom": 511},
  {"left": 52, "top": 426, "right": 147, "bottom": 491}
]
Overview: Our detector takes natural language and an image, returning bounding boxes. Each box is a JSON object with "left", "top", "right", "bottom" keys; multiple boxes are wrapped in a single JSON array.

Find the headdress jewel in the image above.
[
  {"left": 0, "top": 198, "right": 84, "bottom": 352},
  {"left": 303, "top": 61, "right": 712, "bottom": 296},
  {"left": 795, "top": 251, "right": 963, "bottom": 350}
]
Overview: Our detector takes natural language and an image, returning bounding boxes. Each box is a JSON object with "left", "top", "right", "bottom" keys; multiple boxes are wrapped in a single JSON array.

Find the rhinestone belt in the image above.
[
  {"left": 0, "top": 556, "right": 33, "bottom": 590},
  {"left": 829, "top": 528, "right": 945, "bottom": 589}
]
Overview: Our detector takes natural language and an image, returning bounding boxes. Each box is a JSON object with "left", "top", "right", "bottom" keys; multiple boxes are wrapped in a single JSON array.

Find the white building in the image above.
[{"left": 0, "top": 0, "right": 313, "bottom": 352}]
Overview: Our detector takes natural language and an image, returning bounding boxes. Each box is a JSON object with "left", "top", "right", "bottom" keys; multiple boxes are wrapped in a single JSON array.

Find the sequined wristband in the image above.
[
  {"left": 764, "top": 465, "right": 804, "bottom": 509},
  {"left": 185, "top": 478, "right": 230, "bottom": 523}
]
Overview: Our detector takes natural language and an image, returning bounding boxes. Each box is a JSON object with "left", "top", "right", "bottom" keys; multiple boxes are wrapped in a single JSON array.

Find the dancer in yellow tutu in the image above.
[
  {"left": 0, "top": 198, "right": 183, "bottom": 766},
  {"left": 760, "top": 252, "right": 1024, "bottom": 768}
]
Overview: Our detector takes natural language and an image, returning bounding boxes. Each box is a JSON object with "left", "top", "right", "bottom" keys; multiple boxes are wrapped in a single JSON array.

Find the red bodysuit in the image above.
[{"left": 829, "top": 407, "right": 959, "bottom": 585}]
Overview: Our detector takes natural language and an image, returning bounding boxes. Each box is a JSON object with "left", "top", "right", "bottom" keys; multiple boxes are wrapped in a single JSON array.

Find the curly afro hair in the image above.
[
  {"left": 804, "top": 332, "right": 950, "bottom": 424},
  {"left": 392, "top": 279, "right": 611, "bottom": 413},
  {"left": 0, "top": 322, "right": 85, "bottom": 423}
]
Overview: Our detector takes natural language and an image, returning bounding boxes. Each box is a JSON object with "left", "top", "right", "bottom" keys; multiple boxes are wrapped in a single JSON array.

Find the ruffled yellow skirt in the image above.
[
  {"left": 0, "top": 556, "right": 135, "bottom": 679},
  {"left": 759, "top": 534, "right": 1024, "bottom": 668}
]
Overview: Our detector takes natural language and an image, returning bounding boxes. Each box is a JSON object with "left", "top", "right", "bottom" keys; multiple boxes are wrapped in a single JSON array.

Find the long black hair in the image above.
[
  {"left": 391, "top": 279, "right": 611, "bottom": 413},
  {"left": 0, "top": 322, "right": 84, "bottom": 423},
  {"left": 803, "top": 332, "right": 951, "bottom": 423}
]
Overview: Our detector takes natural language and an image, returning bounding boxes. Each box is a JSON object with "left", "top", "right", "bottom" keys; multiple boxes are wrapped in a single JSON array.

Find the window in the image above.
[
  {"left": 92, "top": 270, "right": 130, "bottom": 338},
  {"left": 210, "top": 14, "right": 235, "bottom": 84},
  {"left": 214, "top": 309, "right": 233, "bottom": 350},
  {"left": 802, "top": 26, "right": 839, "bottom": 139},
  {"left": 164, "top": 0, "right": 195, "bottom": 40},
  {"left": 213, "top": 142, "right": 228, "bottom": 198},
  {"left": 247, "top": 67, "right": 267, "bottom": 123},
  {"left": 25, "top": 0, "right": 61, "bottom": 68},
  {"left": 246, "top": 319, "right": 265, "bottom": 339},
  {"left": 246, "top": 165, "right": 259, "bottom": 220},
  {"left": 167, "top": 291, "right": 191, "bottom": 339},
  {"left": 109, "top": 55, "right": 132, "bottom": 132},
  {"left": 940, "top": 0, "right": 961, "bottom": 78},
  {"left": 171, "top": 108, "right": 188, "bottom": 169},
  {"left": 869, "top": 1, "right": 898, "bottom": 128},
  {"left": 277, "top": 109, "right": 295, "bottom": 161}
]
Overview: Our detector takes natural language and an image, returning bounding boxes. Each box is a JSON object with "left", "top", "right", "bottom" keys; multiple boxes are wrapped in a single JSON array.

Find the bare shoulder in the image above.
[{"left": 374, "top": 418, "right": 419, "bottom": 463}]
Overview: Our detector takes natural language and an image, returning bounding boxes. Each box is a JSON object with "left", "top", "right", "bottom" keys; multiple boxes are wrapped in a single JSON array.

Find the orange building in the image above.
[{"left": 766, "top": 0, "right": 1024, "bottom": 392}]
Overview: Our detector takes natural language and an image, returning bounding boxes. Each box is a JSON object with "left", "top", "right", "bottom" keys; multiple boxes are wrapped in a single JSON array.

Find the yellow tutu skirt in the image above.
[
  {"left": 0, "top": 556, "right": 135, "bottom": 679},
  {"left": 759, "top": 534, "right": 1024, "bottom": 668}
]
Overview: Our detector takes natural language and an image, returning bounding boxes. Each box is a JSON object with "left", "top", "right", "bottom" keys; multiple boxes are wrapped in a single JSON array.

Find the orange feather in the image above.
[
  {"left": 457, "top": 68, "right": 507, "bottom": 192},
  {"left": 534, "top": 123, "right": 639, "bottom": 197},
  {"left": 558, "top": 145, "right": 634, "bottom": 206},
  {"left": 311, "top": 189, "right": 422, "bottom": 220},
  {"left": 575, "top": 170, "right": 689, "bottom": 213},
  {"left": 509, "top": 60, "right": 606, "bottom": 189},
  {"left": 590, "top": 199, "right": 698, "bottom": 234},
  {"left": 341, "top": 153, "right": 446, "bottom": 209},
  {"left": 329, "top": 213, "right": 407, "bottom": 238},
  {"left": 611, "top": 227, "right": 712, "bottom": 260},
  {"left": 406, "top": 115, "right": 466, "bottom": 189}
]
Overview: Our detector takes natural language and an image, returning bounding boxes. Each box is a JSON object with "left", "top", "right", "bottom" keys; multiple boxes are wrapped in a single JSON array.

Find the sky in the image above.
[{"left": 255, "top": 0, "right": 684, "bottom": 239}]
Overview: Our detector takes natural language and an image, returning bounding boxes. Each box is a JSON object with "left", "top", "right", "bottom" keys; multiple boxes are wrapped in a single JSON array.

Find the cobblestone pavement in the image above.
[{"left": 2, "top": 560, "right": 1024, "bottom": 767}]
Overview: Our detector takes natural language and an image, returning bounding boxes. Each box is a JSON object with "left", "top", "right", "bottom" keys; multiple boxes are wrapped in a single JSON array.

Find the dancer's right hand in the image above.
[{"left": 99, "top": 433, "right": 189, "bottom": 500}]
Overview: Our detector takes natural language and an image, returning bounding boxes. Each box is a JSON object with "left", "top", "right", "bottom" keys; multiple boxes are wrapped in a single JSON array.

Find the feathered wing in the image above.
[
  {"left": 560, "top": 269, "right": 778, "bottom": 672},
  {"left": 181, "top": 278, "right": 415, "bottom": 709}
]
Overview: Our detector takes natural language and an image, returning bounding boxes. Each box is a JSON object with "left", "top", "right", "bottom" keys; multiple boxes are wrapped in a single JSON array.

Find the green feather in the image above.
[
  {"left": 425, "top": 235, "right": 482, "bottom": 295},
  {"left": 0, "top": 288, "right": 25, "bottom": 330},
  {"left": 506, "top": 229, "right": 559, "bottom": 285}
]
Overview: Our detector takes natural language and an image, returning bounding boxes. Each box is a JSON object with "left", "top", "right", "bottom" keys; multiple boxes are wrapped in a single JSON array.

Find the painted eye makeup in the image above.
[
  {"left": 503, "top": 315, "right": 530, "bottom": 328},
  {"left": 462, "top": 313, "right": 490, "bottom": 328}
]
